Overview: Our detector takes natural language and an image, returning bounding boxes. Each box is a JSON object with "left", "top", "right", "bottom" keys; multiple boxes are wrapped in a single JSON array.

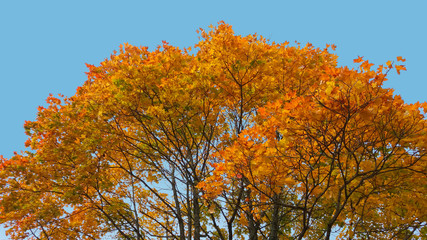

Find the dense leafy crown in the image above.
[{"left": 1, "top": 22, "right": 426, "bottom": 239}]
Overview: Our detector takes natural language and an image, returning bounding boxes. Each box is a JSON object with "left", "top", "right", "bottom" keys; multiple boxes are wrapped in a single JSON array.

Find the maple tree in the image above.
[{"left": 0, "top": 22, "right": 426, "bottom": 239}]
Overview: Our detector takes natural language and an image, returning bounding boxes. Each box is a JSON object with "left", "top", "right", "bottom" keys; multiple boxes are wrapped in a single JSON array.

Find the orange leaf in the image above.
[
  {"left": 396, "top": 56, "right": 406, "bottom": 62},
  {"left": 353, "top": 56, "right": 364, "bottom": 63},
  {"left": 395, "top": 65, "right": 407, "bottom": 75}
]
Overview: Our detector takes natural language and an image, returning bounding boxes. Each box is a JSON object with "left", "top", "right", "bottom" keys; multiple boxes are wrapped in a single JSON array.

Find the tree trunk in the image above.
[
  {"left": 246, "top": 190, "right": 258, "bottom": 240},
  {"left": 269, "top": 194, "right": 280, "bottom": 240},
  {"left": 171, "top": 167, "right": 186, "bottom": 240},
  {"left": 193, "top": 185, "right": 201, "bottom": 240}
]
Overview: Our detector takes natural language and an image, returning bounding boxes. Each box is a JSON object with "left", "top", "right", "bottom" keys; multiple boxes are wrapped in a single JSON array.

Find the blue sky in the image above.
[{"left": 1, "top": 1, "right": 426, "bottom": 238}]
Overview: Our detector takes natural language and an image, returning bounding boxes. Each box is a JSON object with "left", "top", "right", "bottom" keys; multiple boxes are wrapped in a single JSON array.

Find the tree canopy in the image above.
[{"left": 1, "top": 22, "right": 426, "bottom": 240}]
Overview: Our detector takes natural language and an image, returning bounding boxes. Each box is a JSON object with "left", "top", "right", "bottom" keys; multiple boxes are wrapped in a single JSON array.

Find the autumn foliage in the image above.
[{"left": 0, "top": 22, "right": 426, "bottom": 239}]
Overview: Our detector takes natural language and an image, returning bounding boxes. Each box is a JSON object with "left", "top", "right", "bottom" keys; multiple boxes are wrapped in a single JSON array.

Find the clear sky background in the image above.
[{"left": 0, "top": 1, "right": 426, "bottom": 238}]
